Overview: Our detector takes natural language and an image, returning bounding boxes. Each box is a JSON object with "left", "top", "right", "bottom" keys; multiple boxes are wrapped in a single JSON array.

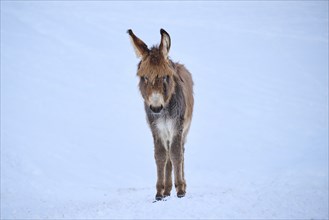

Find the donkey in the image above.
[{"left": 127, "top": 29, "right": 194, "bottom": 200}]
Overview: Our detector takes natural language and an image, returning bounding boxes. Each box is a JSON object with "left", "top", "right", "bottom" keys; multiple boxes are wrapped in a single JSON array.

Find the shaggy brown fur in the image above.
[{"left": 128, "top": 29, "right": 194, "bottom": 200}]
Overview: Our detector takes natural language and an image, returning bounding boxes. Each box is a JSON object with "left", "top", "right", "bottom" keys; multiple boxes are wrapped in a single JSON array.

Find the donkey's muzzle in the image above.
[{"left": 150, "top": 105, "right": 163, "bottom": 113}]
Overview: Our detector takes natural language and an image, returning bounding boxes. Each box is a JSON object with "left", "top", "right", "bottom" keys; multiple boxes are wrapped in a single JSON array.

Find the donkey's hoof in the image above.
[
  {"left": 177, "top": 192, "right": 186, "bottom": 198},
  {"left": 155, "top": 194, "right": 164, "bottom": 201}
]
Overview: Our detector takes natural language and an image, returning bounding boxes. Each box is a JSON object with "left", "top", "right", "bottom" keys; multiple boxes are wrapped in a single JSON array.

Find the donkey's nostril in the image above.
[{"left": 150, "top": 105, "right": 163, "bottom": 113}]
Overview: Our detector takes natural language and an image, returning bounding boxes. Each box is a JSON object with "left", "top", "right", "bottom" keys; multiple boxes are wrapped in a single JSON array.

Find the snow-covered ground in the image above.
[{"left": 1, "top": 1, "right": 328, "bottom": 219}]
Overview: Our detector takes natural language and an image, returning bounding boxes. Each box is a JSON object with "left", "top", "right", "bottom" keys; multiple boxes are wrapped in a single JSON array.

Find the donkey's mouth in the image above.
[{"left": 150, "top": 105, "right": 163, "bottom": 113}]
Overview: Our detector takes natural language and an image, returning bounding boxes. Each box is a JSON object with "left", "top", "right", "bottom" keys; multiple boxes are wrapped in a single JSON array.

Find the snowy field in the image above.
[{"left": 1, "top": 1, "right": 328, "bottom": 219}]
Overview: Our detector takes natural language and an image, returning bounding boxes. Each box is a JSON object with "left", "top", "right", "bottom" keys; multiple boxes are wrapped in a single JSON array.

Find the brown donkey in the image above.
[{"left": 127, "top": 29, "right": 194, "bottom": 201}]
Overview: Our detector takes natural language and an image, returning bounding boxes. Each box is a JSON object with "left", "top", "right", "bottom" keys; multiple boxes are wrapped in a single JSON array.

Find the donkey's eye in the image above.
[
  {"left": 163, "top": 75, "right": 169, "bottom": 82},
  {"left": 141, "top": 76, "right": 148, "bottom": 83}
]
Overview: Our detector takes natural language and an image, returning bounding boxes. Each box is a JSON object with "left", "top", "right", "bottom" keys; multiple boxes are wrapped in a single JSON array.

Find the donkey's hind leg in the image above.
[{"left": 171, "top": 135, "right": 186, "bottom": 198}]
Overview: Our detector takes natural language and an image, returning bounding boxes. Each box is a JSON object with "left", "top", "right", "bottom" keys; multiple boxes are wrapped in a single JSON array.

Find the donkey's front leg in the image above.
[
  {"left": 164, "top": 159, "right": 172, "bottom": 197},
  {"left": 154, "top": 139, "right": 167, "bottom": 200},
  {"left": 170, "top": 134, "right": 186, "bottom": 198}
]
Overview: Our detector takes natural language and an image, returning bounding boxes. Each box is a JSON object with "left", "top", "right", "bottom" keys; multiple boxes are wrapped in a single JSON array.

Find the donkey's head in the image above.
[{"left": 128, "top": 29, "right": 176, "bottom": 114}]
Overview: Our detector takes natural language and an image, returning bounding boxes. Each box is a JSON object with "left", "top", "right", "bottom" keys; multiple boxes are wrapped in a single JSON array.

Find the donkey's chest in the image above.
[{"left": 155, "top": 118, "right": 176, "bottom": 151}]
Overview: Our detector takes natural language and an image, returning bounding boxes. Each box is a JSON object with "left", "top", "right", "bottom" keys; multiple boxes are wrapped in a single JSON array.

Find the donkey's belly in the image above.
[{"left": 155, "top": 118, "right": 176, "bottom": 151}]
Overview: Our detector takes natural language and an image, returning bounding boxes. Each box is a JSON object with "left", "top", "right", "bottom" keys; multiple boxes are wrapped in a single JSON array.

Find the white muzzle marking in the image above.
[{"left": 149, "top": 92, "right": 164, "bottom": 107}]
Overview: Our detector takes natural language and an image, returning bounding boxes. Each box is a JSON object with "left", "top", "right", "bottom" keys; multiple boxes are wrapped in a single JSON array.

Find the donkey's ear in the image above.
[
  {"left": 127, "top": 29, "right": 149, "bottom": 59},
  {"left": 159, "top": 28, "right": 171, "bottom": 58}
]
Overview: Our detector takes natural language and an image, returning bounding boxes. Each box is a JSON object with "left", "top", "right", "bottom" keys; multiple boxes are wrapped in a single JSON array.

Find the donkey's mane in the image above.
[{"left": 137, "top": 46, "right": 176, "bottom": 82}]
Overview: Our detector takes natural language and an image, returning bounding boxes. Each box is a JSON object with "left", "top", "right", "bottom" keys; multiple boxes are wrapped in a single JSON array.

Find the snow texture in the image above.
[{"left": 1, "top": 1, "right": 328, "bottom": 219}]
